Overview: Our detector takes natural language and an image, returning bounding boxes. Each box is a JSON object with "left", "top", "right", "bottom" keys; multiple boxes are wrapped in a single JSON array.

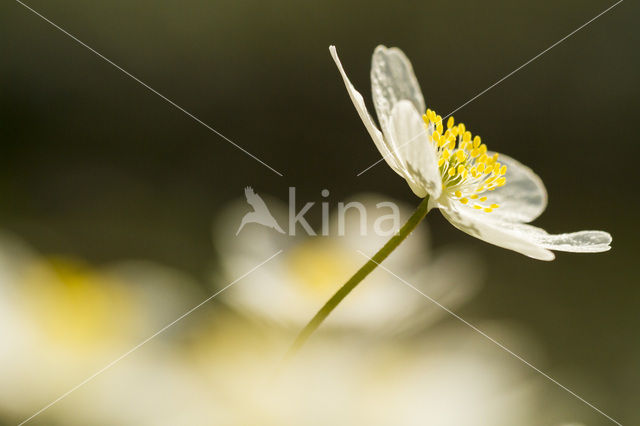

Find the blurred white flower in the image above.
[
  {"left": 330, "top": 45, "right": 611, "bottom": 260},
  {"left": 214, "top": 193, "right": 482, "bottom": 333},
  {"left": 0, "top": 233, "right": 200, "bottom": 423},
  {"left": 184, "top": 317, "right": 541, "bottom": 426}
]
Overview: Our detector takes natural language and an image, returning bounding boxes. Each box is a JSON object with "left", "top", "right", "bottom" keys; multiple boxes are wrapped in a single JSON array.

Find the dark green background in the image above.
[{"left": 1, "top": 0, "right": 638, "bottom": 424}]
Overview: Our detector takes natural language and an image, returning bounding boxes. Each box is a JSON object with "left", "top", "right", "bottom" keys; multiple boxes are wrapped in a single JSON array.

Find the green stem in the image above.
[{"left": 286, "top": 195, "right": 431, "bottom": 357}]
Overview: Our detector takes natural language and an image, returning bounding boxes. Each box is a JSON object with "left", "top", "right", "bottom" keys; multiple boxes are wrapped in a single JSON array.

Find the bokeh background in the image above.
[{"left": 1, "top": 0, "right": 638, "bottom": 424}]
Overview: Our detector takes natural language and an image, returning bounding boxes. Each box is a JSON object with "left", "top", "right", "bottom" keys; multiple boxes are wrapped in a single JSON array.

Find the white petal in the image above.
[
  {"left": 485, "top": 152, "right": 547, "bottom": 223},
  {"left": 371, "top": 45, "right": 426, "bottom": 137},
  {"left": 523, "top": 228, "right": 612, "bottom": 253},
  {"left": 329, "top": 46, "right": 403, "bottom": 174},
  {"left": 437, "top": 199, "right": 555, "bottom": 260},
  {"left": 387, "top": 100, "right": 442, "bottom": 199},
  {"left": 438, "top": 200, "right": 612, "bottom": 259}
]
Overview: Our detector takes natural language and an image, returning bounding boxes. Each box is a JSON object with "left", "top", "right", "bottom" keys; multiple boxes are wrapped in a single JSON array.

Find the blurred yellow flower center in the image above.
[
  {"left": 21, "top": 257, "right": 134, "bottom": 352},
  {"left": 287, "top": 241, "right": 358, "bottom": 296},
  {"left": 423, "top": 109, "right": 507, "bottom": 213}
]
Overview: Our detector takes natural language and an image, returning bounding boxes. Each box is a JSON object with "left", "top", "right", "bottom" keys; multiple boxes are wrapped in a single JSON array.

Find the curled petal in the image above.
[
  {"left": 329, "top": 46, "right": 403, "bottom": 175},
  {"left": 486, "top": 152, "right": 547, "bottom": 223},
  {"left": 371, "top": 45, "right": 426, "bottom": 137}
]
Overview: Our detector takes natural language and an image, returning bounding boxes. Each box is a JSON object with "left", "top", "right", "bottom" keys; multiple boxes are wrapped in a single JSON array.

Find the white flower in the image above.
[
  {"left": 0, "top": 233, "right": 200, "bottom": 422},
  {"left": 330, "top": 45, "right": 612, "bottom": 261},
  {"left": 213, "top": 193, "right": 481, "bottom": 332},
  {"left": 186, "top": 319, "right": 541, "bottom": 426}
]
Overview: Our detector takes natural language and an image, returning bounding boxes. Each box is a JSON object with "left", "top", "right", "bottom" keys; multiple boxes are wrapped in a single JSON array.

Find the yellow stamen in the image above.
[
  {"left": 423, "top": 107, "right": 508, "bottom": 210},
  {"left": 447, "top": 116, "right": 455, "bottom": 129}
]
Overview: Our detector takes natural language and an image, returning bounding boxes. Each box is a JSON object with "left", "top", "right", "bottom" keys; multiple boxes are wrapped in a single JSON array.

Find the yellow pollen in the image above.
[
  {"left": 424, "top": 107, "right": 508, "bottom": 202},
  {"left": 490, "top": 204, "right": 500, "bottom": 208},
  {"left": 484, "top": 208, "right": 493, "bottom": 213},
  {"left": 473, "top": 205, "right": 482, "bottom": 210},
  {"left": 447, "top": 116, "right": 455, "bottom": 128}
]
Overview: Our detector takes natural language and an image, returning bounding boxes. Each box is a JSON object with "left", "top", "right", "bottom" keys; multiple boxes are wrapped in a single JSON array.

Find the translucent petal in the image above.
[
  {"left": 329, "top": 46, "right": 403, "bottom": 174},
  {"left": 387, "top": 101, "right": 442, "bottom": 199},
  {"left": 437, "top": 199, "right": 555, "bottom": 261},
  {"left": 438, "top": 199, "right": 612, "bottom": 259},
  {"left": 520, "top": 228, "right": 612, "bottom": 253},
  {"left": 485, "top": 152, "right": 547, "bottom": 223},
  {"left": 371, "top": 45, "right": 426, "bottom": 137}
]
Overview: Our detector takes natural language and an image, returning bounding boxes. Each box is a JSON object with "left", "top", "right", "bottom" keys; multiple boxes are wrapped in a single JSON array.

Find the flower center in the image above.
[
  {"left": 423, "top": 109, "right": 507, "bottom": 213},
  {"left": 287, "top": 240, "right": 359, "bottom": 296}
]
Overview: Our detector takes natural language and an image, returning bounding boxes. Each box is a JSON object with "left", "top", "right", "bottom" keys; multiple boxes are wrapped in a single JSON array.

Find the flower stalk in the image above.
[{"left": 286, "top": 195, "right": 431, "bottom": 357}]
